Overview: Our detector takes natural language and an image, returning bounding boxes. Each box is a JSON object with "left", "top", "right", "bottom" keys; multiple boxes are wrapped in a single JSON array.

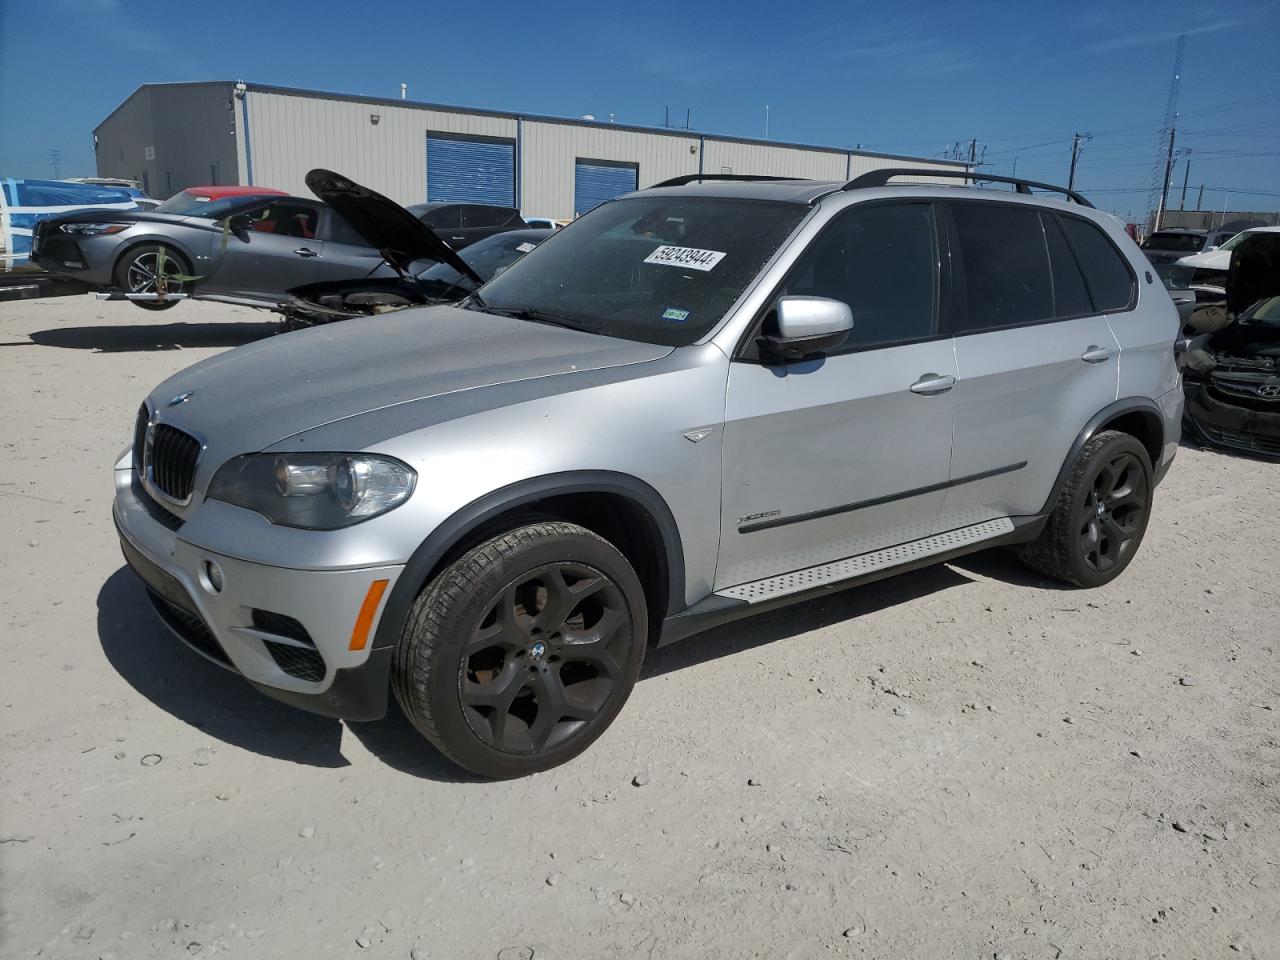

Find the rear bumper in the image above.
[{"left": 113, "top": 458, "right": 404, "bottom": 720}]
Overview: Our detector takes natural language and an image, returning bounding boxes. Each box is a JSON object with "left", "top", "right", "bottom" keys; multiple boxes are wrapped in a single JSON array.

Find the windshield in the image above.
[
  {"left": 1242, "top": 296, "right": 1280, "bottom": 327},
  {"left": 154, "top": 191, "right": 267, "bottom": 219},
  {"left": 470, "top": 196, "right": 807, "bottom": 346},
  {"left": 1216, "top": 230, "right": 1257, "bottom": 253},
  {"left": 415, "top": 231, "right": 548, "bottom": 299},
  {"left": 1142, "top": 232, "right": 1204, "bottom": 252}
]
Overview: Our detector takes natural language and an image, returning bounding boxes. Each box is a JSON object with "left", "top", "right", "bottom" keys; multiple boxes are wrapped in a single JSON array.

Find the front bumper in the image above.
[
  {"left": 1183, "top": 380, "right": 1280, "bottom": 461},
  {"left": 113, "top": 459, "right": 405, "bottom": 720},
  {"left": 30, "top": 225, "right": 123, "bottom": 286}
]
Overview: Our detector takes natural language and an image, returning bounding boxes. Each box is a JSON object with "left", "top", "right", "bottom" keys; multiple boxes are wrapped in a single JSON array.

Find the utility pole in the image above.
[
  {"left": 1068, "top": 132, "right": 1091, "bottom": 192},
  {"left": 764, "top": 104, "right": 769, "bottom": 139},
  {"left": 50, "top": 149, "right": 62, "bottom": 179},
  {"left": 1155, "top": 126, "right": 1177, "bottom": 232},
  {"left": 1196, "top": 183, "right": 1204, "bottom": 211},
  {"left": 1179, "top": 154, "right": 1191, "bottom": 210}
]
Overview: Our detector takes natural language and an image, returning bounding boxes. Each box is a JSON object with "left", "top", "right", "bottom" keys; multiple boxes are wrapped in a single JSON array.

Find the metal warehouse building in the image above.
[{"left": 94, "top": 81, "right": 969, "bottom": 220}]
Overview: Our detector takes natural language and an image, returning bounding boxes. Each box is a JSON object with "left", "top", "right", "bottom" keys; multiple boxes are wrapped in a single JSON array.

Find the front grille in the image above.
[
  {"left": 133, "top": 403, "right": 148, "bottom": 469},
  {"left": 146, "top": 590, "right": 234, "bottom": 668},
  {"left": 251, "top": 609, "right": 325, "bottom": 682},
  {"left": 1201, "top": 425, "right": 1280, "bottom": 457},
  {"left": 263, "top": 641, "right": 327, "bottom": 682},
  {"left": 148, "top": 424, "right": 201, "bottom": 501}
]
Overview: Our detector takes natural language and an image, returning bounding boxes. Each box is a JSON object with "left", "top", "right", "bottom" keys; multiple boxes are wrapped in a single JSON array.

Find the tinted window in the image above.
[
  {"left": 412, "top": 204, "right": 460, "bottom": 230},
  {"left": 1060, "top": 216, "right": 1134, "bottom": 312},
  {"left": 1042, "top": 213, "right": 1093, "bottom": 317},
  {"left": 776, "top": 202, "right": 937, "bottom": 349},
  {"left": 1142, "top": 232, "right": 1203, "bottom": 252},
  {"left": 462, "top": 205, "right": 508, "bottom": 228},
  {"left": 949, "top": 202, "right": 1052, "bottom": 331}
]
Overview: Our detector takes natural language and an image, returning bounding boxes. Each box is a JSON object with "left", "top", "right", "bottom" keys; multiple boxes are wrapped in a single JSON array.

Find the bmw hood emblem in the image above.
[{"left": 168, "top": 391, "right": 195, "bottom": 406}]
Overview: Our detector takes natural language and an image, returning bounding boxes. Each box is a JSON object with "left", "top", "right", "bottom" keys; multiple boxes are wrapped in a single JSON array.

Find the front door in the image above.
[
  {"left": 718, "top": 201, "right": 957, "bottom": 590},
  {"left": 207, "top": 200, "right": 327, "bottom": 302}
]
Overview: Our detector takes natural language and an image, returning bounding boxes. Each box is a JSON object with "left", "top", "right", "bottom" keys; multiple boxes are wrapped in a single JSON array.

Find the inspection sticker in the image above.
[
  {"left": 662, "top": 307, "right": 690, "bottom": 322},
  {"left": 644, "top": 245, "right": 726, "bottom": 271},
  {"left": 515, "top": 242, "right": 537, "bottom": 253}
]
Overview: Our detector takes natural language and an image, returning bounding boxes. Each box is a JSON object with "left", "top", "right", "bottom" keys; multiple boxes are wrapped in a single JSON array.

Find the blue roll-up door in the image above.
[
  {"left": 574, "top": 160, "right": 638, "bottom": 217},
  {"left": 426, "top": 134, "right": 515, "bottom": 206}
]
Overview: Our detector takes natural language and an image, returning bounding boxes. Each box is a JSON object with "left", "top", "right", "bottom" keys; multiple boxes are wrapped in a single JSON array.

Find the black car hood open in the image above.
[
  {"left": 1226, "top": 233, "right": 1280, "bottom": 316},
  {"left": 305, "top": 168, "right": 482, "bottom": 284}
]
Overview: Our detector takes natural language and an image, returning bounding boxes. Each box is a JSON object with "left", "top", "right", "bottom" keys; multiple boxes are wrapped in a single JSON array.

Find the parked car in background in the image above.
[
  {"left": 113, "top": 169, "right": 1181, "bottom": 778},
  {"left": 284, "top": 224, "right": 552, "bottom": 327},
  {"left": 522, "top": 216, "right": 561, "bottom": 230},
  {"left": 1175, "top": 226, "right": 1280, "bottom": 287},
  {"left": 1141, "top": 228, "right": 1210, "bottom": 265},
  {"left": 30, "top": 185, "right": 400, "bottom": 311},
  {"left": 405, "top": 201, "right": 527, "bottom": 249},
  {"left": 63, "top": 177, "right": 160, "bottom": 210},
  {"left": 1, "top": 178, "right": 138, "bottom": 274},
  {"left": 1181, "top": 232, "right": 1280, "bottom": 460}
]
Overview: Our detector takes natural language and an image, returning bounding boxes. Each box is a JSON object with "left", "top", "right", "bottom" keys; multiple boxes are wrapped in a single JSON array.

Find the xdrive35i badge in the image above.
[{"left": 168, "top": 391, "right": 195, "bottom": 406}]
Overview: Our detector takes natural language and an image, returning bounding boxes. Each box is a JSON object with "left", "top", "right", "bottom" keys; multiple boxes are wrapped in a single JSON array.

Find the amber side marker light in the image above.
[{"left": 349, "top": 579, "right": 390, "bottom": 651}]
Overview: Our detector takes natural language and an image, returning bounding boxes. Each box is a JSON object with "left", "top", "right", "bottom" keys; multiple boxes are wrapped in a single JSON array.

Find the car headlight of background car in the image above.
[
  {"left": 207, "top": 453, "right": 416, "bottom": 529},
  {"left": 59, "top": 222, "right": 131, "bottom": 236}
]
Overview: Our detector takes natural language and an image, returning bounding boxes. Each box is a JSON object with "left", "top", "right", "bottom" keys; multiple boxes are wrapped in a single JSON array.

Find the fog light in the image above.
[{"left": 201, "top": 559, "right": 224, "bottom": 594}]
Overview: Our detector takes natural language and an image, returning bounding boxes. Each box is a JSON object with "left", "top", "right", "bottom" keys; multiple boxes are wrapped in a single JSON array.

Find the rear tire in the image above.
[
  {"left": 392, "top": 522, "right": 648, "bottom": 779},
  {"left": 1018, "top": 430, "right": 1153, "bottom": 587},
  {"left": 113, "top": 243, "right": 190, "bottom": 311}
]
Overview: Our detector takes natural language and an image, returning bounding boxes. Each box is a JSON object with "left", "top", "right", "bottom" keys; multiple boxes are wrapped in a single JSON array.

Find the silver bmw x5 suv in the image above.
[{"left": 114, "top": 169, "right": 1183, "bottom": 778}]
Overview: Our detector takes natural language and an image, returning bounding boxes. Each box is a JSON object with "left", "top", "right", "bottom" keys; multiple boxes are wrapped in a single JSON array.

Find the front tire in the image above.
[
  {"left": 113, "top": 243, "right": 190, "bottom": 311},
  {"left": 1018, "top": 430, "right": 1153, "bottom": 587},
  {"left": 392, "top": 522, "right": 648, "bottom": 778}
]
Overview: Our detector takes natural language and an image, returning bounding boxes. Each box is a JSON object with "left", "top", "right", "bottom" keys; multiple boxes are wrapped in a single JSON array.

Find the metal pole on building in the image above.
[
  {"left": 1179, "top": 155, "right": 1190, "bottom": 210},
  {"left": 764, "top": 105, "right": 769, "bottom": 139}
]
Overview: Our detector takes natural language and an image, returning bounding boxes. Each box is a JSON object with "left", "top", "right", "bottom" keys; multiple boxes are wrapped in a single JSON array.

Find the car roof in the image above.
[
  {"left": 184, "top": 185, "right": 289, "bottom": 199},
  {"left": 1149, "top": 228, "right": 1207, "bottom": 236}
]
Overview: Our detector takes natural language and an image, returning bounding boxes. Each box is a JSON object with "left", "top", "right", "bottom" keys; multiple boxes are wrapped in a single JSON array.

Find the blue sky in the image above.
[{"left": 3, "top": 0, "right": 1277, "bottom": 218}]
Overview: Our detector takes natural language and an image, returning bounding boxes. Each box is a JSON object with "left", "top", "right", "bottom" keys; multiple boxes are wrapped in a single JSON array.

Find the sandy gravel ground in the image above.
[{"left": 1, "top": 295, "right": 1278, "bottom": 960}]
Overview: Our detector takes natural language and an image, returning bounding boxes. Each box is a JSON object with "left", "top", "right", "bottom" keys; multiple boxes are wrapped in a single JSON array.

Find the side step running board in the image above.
[{"left": 718, "top": 518, "right": 1016, "bottom": 604}]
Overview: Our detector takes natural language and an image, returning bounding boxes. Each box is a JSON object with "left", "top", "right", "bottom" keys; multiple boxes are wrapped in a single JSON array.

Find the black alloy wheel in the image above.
[
  {"left": 460, "top": 561, "right": 631, "bottom": 754},
  {"left": 1078, "top": 449, "right": 1149, "bottom": 574},
  {"left": 393, "top": 521, "right": 648, "bottom": 778}
]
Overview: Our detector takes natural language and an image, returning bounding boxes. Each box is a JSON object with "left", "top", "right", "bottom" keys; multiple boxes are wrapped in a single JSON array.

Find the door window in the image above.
[
  {"left": 324, "top": 212, "right": 369, "bottom": 247},
  {"left": 1042, "top": 213, "right": 1094, "bottom": 318},
  {"left": 245, "top": 202, "right": 319, "bottom": 239},
  {"left": 947, "top": 202, "right": 1054, "bottom": 333},
  {"left": 1058, "top": 215, "right": 1136, "bottom": 312},
  {"left": 461, "top": 205, "right": 509, "bottom": 228},
  {"left": 771, "top": 202, "right": 938, "bottom": 351},
  {"left": 416, "top": 205, "right": 461, "bottom": 230}
]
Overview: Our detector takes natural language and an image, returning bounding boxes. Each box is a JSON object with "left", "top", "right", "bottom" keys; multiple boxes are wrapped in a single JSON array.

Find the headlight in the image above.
[
  {"left": 207, "top": 453, "right": 416, "bottom": 529},
  {"left": 59, "top": 222, "right": 130, "bottom": 236}
]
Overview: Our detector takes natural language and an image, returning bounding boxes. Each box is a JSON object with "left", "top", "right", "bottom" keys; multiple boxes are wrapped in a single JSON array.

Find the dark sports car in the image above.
[{"left": 1181, "top": 233, "right": 1280, "bottom": 460}]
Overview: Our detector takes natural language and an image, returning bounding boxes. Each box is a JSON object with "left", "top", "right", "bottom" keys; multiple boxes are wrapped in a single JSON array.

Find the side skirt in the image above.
[{"left": 658, "top": 515, "right": 1045, "bottom": 646}]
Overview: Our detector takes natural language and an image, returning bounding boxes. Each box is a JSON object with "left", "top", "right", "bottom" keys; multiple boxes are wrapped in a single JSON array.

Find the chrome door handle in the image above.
[
  {"left": 909, "top": 373, "right": 956, "bottom": 395},
  {"left": 294, "top": 247, "right": 319, "bottom": 258},
  {"left": 1081, "top": 344, "right": 1114, "bottom": 363}
]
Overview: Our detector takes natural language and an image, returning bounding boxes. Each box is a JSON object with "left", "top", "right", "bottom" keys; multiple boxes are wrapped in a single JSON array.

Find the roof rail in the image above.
[
  {"left": 843, "top": 168, "right": 1094, "bottom": 208},
  {"left": 648, "top": 173, "right": 811, "bottom": 189}
]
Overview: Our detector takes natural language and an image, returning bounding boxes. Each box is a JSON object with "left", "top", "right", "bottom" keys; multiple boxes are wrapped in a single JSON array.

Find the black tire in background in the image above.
[
  {"left": 113, "top": 243, "right": 190, "bottom": 312},
  {"left": 1018, "top": 430, "right": 1153, "bottom": 588},
  {"left": 392, "top": 521, "right": 648, "bottom": 779}
]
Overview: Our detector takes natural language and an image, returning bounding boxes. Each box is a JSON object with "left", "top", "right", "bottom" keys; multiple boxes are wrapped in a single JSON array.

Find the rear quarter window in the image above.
[{"left": 1059, "top": 215, "right": 1135, "bottom": 312}]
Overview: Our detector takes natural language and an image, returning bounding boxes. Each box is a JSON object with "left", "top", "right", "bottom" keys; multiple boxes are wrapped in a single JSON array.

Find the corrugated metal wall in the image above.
[{"left": 101, "top": 84, "right": 969, "bottom": 216}]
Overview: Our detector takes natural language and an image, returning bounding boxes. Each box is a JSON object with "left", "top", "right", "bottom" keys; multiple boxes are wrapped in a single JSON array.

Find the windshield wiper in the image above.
[{"left": 468, "top": 296, "right": 591, "bottom": 332}]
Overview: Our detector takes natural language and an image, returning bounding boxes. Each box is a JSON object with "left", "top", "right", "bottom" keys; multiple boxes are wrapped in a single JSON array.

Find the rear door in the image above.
[
  {"left": 206, "top": 199, "right": 327, "bottom": 301},
  {"left": 718, "top": 200, "right": 957, "bottom": 589},
  {"left": 937, "top": 201, "right": 1123, "bottom": 529}
]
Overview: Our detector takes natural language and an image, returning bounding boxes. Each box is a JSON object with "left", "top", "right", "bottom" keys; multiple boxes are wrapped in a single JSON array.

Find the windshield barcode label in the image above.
[{"left": 643, "top": 245, "right": 726, "bottom": 271}]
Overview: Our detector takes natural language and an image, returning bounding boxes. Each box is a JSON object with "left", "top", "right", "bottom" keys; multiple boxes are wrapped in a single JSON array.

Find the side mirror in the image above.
[
  {"left": 227, "top": 213, "right": 254, "bottom": 236},
  {"left": 759, "top": 296, "right": 853, "bottom": 362}
]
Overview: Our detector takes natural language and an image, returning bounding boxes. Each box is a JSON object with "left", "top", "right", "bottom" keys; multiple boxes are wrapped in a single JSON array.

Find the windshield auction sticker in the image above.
[{"left": 643, "top": 245, "right": 726, "bottom": 271}]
